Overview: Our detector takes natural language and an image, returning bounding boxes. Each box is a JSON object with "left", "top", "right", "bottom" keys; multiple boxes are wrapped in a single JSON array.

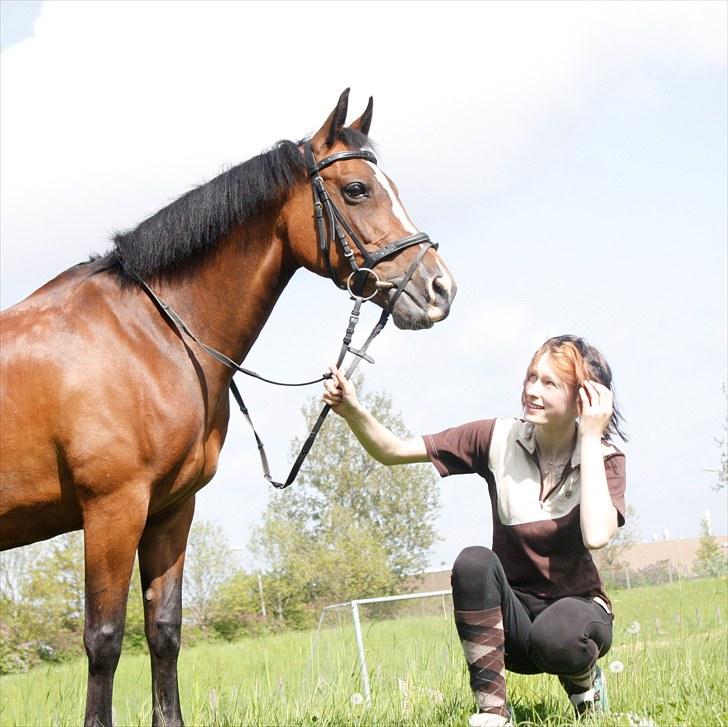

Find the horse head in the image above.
[{"left": 283, "top": 89, "right": 457, "bottom": 330}]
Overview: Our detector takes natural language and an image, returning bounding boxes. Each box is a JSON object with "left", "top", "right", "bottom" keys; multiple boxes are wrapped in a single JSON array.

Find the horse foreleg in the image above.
[
  {"left": 82, "top": 491, "right": 149, "bottom": 727},
  {"left": 138, "top": 497, "right": 195, "bottom": 727}
]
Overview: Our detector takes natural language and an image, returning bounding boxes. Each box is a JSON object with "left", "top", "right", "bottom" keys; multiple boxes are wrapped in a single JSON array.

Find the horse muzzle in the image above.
[{"left": 386, "top": 263, "right": 457, "bottom": 330}]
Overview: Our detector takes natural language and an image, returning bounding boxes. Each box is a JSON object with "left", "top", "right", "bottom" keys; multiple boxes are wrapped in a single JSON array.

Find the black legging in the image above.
[{"left": 451, "top": 546, "right": 613, "bottom": 677}]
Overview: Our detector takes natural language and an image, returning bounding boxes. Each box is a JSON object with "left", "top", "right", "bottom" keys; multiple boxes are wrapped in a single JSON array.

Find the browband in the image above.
[{"left": 306, "top": 149, "right": 378, "bottom": 175}]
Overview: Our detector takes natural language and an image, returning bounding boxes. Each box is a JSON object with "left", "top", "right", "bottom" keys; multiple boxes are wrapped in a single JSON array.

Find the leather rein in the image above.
[{"left": 126, "top": 142, "right": 437, "bottom": 489}]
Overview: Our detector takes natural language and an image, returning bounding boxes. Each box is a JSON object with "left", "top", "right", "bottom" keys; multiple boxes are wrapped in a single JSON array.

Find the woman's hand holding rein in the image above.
[{"left": 322, "top": 366, "right": 360, "bottom": 418}]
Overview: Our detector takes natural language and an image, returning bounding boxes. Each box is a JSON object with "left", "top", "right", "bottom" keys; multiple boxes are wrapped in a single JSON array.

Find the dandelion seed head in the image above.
[
  {"left": 626, "top": 620, "right": 641, "bottom": 634},
  {"left": 615, "top": 712, "right": 658, "bottom": 727},
  {"left": 351, "top": 692, "right": 364, "bottom": 706},
  {"left": 609, "top": 659, "right": 625, "bottom": 674},
  {"left": 425, "top": 687, "right": 445, "bottom": 704}
]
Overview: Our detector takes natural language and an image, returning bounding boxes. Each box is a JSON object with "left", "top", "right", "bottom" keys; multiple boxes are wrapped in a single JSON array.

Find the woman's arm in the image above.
[
  {"left": 578, "top": 381, "right": 619, "bottom": 549},
  {"left": 322, "top": 367, "right": 429, "bottom": 465}
]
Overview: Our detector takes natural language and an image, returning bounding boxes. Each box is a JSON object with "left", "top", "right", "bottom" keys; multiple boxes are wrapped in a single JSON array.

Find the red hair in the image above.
[
  {"left": 521, "top": 335, "right": 627, "bottom": 442},
  {"left": 521, "top": 340, "right": 591, "bottom": 396}
]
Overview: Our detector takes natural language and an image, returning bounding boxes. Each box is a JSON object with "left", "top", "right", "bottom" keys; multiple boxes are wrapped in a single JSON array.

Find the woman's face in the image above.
[{"left": 523, "top": 353, "right": 579, "bottom": 427}]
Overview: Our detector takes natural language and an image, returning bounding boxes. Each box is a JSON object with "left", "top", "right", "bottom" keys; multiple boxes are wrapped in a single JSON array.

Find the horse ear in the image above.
[
  {"left": 349, "top": 96, "right": 373, "bottom": 136},
  {"left": 310, "top": 88, "right": 350, "bottom": 151}
]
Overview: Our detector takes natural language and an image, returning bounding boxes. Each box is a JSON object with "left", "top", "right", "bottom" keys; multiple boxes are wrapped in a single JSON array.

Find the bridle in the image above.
[
  {"left": 125, "top": 141, "right": 440, "bottom": 489},
  {"left": 303, "top": 141, "right": 437, "bottom": 309}
]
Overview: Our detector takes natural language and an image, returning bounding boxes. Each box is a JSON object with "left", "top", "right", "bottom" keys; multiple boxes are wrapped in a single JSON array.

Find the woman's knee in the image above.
[
  {"left": 527, "top": 599, "right": 612, "bottom": 675},
  {"left": 451, "top": 546, "right": 504, "bottom": 611},
  {"left": 529, "top": 620, "right": 597, "bottom": 675},
  {"left": 453, "top": 546, "right": 496, "bottom": 576}
]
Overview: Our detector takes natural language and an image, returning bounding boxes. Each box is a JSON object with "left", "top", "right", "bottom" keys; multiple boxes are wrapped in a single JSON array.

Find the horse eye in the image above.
[{"left": 343, "top": 182, "right": 368, "bottom": 200}]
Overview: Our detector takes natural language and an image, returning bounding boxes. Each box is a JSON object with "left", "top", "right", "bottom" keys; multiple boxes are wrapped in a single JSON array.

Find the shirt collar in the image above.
[{"left": 517, "top": 420, "right": 582, "bottom": 468}]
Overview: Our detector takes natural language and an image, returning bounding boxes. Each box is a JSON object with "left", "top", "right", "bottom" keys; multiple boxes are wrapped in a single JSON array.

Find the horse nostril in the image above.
[
  {"left": 430, "top": 273, "right": 454, "bottom": 304},
  {"left": 424, "top": 272, "right": 456, "bottom": 323}
]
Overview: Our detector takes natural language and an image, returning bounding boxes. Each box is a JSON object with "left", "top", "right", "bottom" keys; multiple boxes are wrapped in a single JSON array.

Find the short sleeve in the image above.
[
  {"left": 423, "top": 419, "right": 496, "bottom": 478},
  {"left": 604, "top": 453, "right": 627, "bottom": 526}
]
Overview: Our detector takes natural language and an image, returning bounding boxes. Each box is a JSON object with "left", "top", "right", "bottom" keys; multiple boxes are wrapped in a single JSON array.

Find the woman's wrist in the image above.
[
  {"left": 578, "top": 429, "right": 604, "bottom": 444},
  {"left": 341, "top": 401, "right": 368, "bottom": 424}
]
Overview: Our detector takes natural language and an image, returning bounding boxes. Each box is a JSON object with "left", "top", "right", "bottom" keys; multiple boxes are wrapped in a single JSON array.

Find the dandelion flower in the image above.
[
  {"left": 351, "top": 692, "right": 364, "bottom": 706},
  {"left": 609, "top": 660, "right": 625, "bottom": 674},
  {"left": 626, "top": 620, "right": 641, "bottom": 635}
]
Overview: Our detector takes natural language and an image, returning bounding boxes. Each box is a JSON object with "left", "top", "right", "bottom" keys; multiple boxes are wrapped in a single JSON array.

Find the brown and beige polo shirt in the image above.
[{"left": 424, "top": 418, "right": 626, "bottom": 605}]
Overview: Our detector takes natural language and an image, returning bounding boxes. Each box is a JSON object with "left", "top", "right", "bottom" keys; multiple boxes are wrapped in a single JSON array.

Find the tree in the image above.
[
  {"left": 595, "top": 505, "right": 641, "bottom": 572},
  {"left": 0, "top": 533, "right": 148, "bottom": 674},
  {"left": 693, "top": 514, "right": 726, "bottom": 578},
  {"left": 593, "top": 505, "right": 642, "bottom": 589},
  {"left": 20, "top": 532, "right": 85, "bottom": 662},
  {"left": 714, "top": 384, "right": 727, "bottom": 491},
  {"left": 183, "top": 519, "right": 236, "bottom": 629},
  {"left": 251, "top": 377, "right": 440, "bottom": 624},
  {"left": 251, "top": 504, "right": 397, "bottom": 625},
  {"left": 0, "top": 534, "right": 87, "bottom": 671},
  {"left": 0, "top": 542, "right": 45, "bottom": 673},
  {"left": 208, "top": 571, "right": 266, "bottom": 640}
]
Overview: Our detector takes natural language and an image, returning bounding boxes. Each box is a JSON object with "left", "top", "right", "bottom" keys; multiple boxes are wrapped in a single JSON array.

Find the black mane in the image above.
[
  {"left": 111, "top": 140, "right": 306, "bottom": 278},
  {"left": 108, "top": 129, "right": 372, "bottom": 279}
]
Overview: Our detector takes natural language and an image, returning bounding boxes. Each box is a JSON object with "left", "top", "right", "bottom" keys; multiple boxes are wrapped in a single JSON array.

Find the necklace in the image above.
[{"left": 536, "top": 443, "right": 574, "bottom": 477}]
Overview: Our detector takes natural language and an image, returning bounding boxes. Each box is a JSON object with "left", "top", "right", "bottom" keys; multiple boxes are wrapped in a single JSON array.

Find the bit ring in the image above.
[{"left": 347, "top": 269, "right": 380, "bottom": 301}]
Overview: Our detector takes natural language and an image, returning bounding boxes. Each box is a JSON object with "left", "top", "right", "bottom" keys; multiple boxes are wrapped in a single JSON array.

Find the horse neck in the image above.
[{"left": 156, "top": 223, "right": 296, "bottom": 383}]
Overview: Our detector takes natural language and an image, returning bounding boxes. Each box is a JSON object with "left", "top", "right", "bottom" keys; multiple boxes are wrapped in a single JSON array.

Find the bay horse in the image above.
[{"left": 0, "top": 90, "right": 456, "bottom": 726}]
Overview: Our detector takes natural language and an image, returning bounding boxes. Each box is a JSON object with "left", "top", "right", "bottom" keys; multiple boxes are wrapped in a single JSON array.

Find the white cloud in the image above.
[{"left": 3, "top": 1, "right": 724, "bottom": 305}]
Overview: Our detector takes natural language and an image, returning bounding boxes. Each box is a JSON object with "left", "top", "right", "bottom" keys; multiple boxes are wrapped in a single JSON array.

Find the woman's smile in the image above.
[{"left": 522, "top": 353, "right": 579, "bottom": 426}]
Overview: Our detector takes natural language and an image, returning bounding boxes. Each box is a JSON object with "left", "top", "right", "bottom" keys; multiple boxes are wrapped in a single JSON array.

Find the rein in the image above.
[
  {"left": 123, "top": 142, "right": 437, "bottom": 489},
  {"left": 231, "top": 300, "right": 389, "bottom": 489}
]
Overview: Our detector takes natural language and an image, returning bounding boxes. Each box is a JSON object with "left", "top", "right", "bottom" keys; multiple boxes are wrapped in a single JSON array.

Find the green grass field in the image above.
[{"left": 1, "top": 578, "right": 726, "bottom": 726}]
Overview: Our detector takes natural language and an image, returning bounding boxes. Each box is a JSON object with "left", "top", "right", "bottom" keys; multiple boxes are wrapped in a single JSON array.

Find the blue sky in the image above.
[
  {"left": 0, "top": 1, "right": 41, "bottom": 51},
  {"left": 1, "top": 1, "right": 726, "bottom": 570}
]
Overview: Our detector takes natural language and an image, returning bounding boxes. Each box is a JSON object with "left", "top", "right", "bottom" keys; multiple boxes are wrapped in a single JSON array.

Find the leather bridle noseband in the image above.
[{"left": 126, "top": 141, "right": 440, "bottom": 489}]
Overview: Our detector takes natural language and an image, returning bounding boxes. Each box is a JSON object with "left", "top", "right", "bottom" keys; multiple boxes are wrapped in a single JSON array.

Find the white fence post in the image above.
[
  {"left": 257, "top": 573, "right": 267, "bottom": 618},
  {"left": 351, "top": 599, "right": 371, "bottom": 706},
  {"left": 312, "top": 589, "right": 453, "bottom": 707}
]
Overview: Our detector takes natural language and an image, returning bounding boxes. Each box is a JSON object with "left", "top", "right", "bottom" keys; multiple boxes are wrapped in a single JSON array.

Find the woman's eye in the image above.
[{"left": 343, "top": 182, "right": 368, "bottom": 200}]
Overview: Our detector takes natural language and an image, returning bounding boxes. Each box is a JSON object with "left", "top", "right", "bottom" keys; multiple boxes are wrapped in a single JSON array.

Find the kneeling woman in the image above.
[{"left": 323, "top": 335, "right": 627, "bottom": 726}]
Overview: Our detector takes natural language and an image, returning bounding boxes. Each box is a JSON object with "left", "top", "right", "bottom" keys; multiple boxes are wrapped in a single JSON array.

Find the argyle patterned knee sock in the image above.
[{"left": 454, "top": 607, "right": 508, "bottom": 717}]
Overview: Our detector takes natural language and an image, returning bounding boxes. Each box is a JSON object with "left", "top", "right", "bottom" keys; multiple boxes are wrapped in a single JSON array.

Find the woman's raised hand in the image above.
[
  {"left": 578, "top": 380, "right": 613, "bottom": 440},
  {"left": 322, "top": 366, "right": 359, "bottom": 417}
]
